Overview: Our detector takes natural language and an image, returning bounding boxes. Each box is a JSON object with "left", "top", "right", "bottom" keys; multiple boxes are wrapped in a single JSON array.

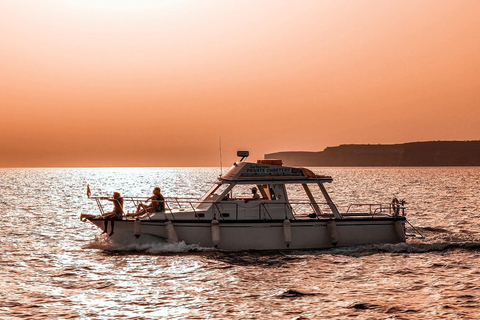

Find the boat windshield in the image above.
[
  {"left": 195, "top": 183, "right": 230, "bottom": 208},
  {"left": 221, "top": 184, "right": 279, "bottom": 201}
]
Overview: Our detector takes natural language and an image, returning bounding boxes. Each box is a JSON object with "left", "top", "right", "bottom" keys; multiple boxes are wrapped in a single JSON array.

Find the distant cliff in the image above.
[{"left": 265, "top": 141, "right": 480, "bottom": 166}]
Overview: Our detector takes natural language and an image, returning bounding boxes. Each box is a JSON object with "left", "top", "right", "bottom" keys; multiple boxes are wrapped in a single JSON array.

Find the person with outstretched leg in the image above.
[{"left": 101, "top": 192, "right": 124, "bottom": 236}]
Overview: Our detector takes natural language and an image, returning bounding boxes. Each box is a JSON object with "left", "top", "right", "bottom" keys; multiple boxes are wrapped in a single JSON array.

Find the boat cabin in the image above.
[{"left": 164, "top": 152, "right": 342, "bottom": 221}]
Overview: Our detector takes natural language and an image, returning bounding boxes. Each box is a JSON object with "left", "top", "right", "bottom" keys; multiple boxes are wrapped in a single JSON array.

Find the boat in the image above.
[{"left": 80, "top": 151, "right": 410, "bottom": 251}]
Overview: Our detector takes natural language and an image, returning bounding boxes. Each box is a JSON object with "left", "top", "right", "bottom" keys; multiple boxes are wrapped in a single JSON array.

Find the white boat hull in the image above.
[{"left": 89, "top": 217, "right": 406, "bottom": 251}]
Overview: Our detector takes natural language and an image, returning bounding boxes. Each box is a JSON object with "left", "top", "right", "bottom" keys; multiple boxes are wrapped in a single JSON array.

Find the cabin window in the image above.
[
  {"left": 284, "top": 184, "right": 304, "bottom": 201},
  {"left": 207, "top": 184, "right": 230, "bottom": 201},
  {"left": 284, "top": 183, "right": 334, "bottom": 216},
  {"left": 221, "top": 184, "right": 283, "bottom": 201},
  {"left": 223, "top": 184, "right": 264, "bottom": 201},
  {"left": 195, "top": 183, "right": 231, "bottom": 209},
  {"left": 196, "top": 184, "right": 231, "bottom": 206},
  {"left": 257, "top": 184, "right": 277, "bottom": 200}
]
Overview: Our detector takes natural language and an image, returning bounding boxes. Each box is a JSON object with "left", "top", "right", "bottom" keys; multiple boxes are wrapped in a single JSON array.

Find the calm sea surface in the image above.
[{"left": 1, "top": 167, "right": 480, "bottom": 319}]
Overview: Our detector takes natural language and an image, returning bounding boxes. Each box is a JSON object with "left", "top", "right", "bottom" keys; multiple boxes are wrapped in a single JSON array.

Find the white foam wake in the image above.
[{"left": 84, "top": 234, "right": 213, "bottom": 253}]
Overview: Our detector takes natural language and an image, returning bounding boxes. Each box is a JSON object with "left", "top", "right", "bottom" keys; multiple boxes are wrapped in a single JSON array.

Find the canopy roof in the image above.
[{"left": 219, "top": 161, "right": 333, "bottom": 183}]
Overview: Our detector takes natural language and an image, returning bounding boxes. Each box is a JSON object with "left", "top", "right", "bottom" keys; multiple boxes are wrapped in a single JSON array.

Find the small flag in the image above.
[{"left": 87, "top": 184, "right": 91, "bottom": 198}]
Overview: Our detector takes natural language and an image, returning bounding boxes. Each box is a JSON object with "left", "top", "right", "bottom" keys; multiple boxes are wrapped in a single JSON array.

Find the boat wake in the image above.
[
  {"left": 82, "top": 225, "right": 480, "bottom": 256},
  {"left": 83, "top": 236, "right": 480, "bottom": 256},
  {"left": 314, "top": 239, "right": 480, "bottom": 256},
  {"left": 83, "top": 234, "right": 213, "bottom": 253}
]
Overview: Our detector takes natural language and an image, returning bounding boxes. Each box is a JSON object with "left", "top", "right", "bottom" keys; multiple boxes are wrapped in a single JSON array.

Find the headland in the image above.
[{"left": 265, "top": 141, "right": 480, "bottom": 166}]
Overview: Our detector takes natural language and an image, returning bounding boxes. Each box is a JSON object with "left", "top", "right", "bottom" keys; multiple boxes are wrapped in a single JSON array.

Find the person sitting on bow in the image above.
[
  {"left": 128, "top": 187, "right": 165, "bottom": 217},
  {"left": 102, "top": 191, "right": 124, "bottom": 236}
]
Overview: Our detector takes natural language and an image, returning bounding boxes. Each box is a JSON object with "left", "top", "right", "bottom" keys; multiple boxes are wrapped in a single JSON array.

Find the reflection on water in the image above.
[{"left": 1, "top": 167, "right": 480, "bottom": 319}]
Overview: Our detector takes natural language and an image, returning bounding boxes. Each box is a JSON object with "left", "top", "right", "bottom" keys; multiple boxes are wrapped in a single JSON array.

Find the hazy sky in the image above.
[{"left": 1, "top": 0, "right": 479, "bottom": 167}]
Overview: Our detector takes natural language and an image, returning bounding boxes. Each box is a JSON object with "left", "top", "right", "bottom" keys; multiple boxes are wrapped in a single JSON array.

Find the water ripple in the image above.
[{"left": 1, "top": 167, "right": 480, "bottom": 319}]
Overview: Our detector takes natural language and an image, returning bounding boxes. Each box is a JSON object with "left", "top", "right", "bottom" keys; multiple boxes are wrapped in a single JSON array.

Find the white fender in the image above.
[
  {"left": 165, "top": 221, "right": 179, "bottom": 243},
  {"left": 211, "top": 219, "right": 220, "bottom": 246},
  {"left": 283, "top": 219, "right": 292, "bottom": 248},
  {"left": 134, "top": 219, "right": 142, "bottom": 238},
  {"left": 327, "top": 220, "right": 338, "bottom": 246},
  {"left": 394, "top": 221, "right": 406, "bottom": 242}
]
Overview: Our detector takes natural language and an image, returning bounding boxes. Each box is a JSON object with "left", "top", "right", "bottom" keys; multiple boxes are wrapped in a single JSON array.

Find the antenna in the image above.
[{"left": 219, "top": 136, "right": 223, "bottom": 177}]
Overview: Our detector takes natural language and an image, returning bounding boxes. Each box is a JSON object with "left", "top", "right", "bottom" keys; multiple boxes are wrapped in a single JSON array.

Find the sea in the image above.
[{"left": 1, "top": 167, "right": 480, "bottom": 319}]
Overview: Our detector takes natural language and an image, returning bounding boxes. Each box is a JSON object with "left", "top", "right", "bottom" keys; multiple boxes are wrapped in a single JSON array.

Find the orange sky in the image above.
[{"left": 1, "top": 0, "right": 479, "bottom": 167}]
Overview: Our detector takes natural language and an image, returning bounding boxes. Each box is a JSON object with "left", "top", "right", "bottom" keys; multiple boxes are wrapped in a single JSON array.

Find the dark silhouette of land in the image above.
[{"left": 265, "top": 141, "right": 480, "bottom": 166}]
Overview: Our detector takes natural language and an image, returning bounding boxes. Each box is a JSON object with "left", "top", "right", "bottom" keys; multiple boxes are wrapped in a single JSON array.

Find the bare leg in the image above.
[
  {"left": 102, "top": 213, "right": 114, "bottom": 233},
  {"left": 136, "top": 203, "right": 146, "bottom": 214},
  {"left": 103, "top": 220, "right": 108, "bottom": 233},
  {"left": 109, "top": 220, "right": 115, "bottom": 236}
]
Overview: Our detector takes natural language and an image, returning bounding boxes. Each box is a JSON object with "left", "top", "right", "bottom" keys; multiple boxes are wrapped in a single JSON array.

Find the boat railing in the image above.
[
  {"left": 345, "top": 203, "right": 406, "bottom": 217},
  {"left": 208, "top": 201, "right": 285, "bottom": 220},
  {"left": 89, "top": 196, "right": 199, "bottom": 218},
  {"left": 89, "top": 196, "right": 404, "bottom": 220},
  {"left": 285, "top": 199, "right": 331, "bottom": 218}
]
